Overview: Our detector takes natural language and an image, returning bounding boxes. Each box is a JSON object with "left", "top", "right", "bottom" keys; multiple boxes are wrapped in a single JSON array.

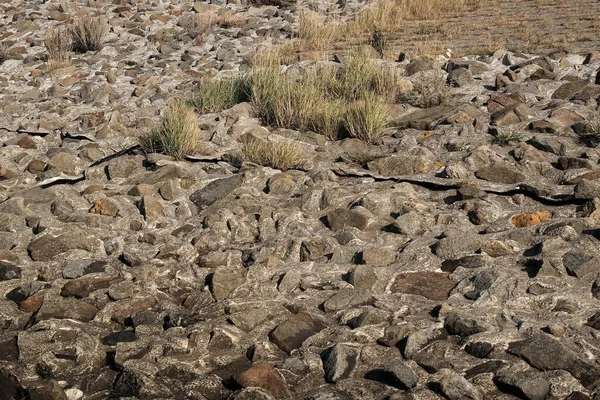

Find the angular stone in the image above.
[
  {"left": 447, "top": 68, "right": 473, "bottom": 87},
  {"left": 367, "top": 155, "right": 435, "bottom": 176},
  {"left": 563, "top": 252, "right": 599, "bottom": 278},
  {"left": 444, "top": 314, "right": 489, "bottom": 337},
  {"left": 507, "top": 333, "right": 600, "bottom": 389},
  {"left": 321, "top": 344, "right": 358, "bottom": 383},
  {"left": 551, "top": 79, "right": 589, "bottom": 100},
  {"left": 35, "top": 296, "right": 98, "bottom": 323},
  {"left": 28, "top": 230, "right": 94, "bottom": 261},
  {"left": 348, "top": 265, "right": 377, "bottom": 290},
  {"left": 433, "top": 232, "right": 484, "bottom": 259},
  {"left": 465, "top": 341, "right": 494, "bottom": 358},
  {"left": 299, "top": 239, "right": 328, "bottom": 262},
  {"left": 62, "top": 260, "right": 107, "bottom": 279},
  {"left": 137, "top": 195, "right": 164, "bottom": 222},
  {"left": 61, "top": 276, "right": 124, "bottom": 298},
  {"left": 574, "top": 180, "right": 600, "bottom": 200},
  {"left": 493, "top": 373, "right": 550, "bottom": 400},
  {"left": 0, "top": 261, "right": 21, "bottom": 281},
  {"left": 210, "top": 266, "right": 246, "bottom": 299},
  {"left": 382, "top": 360, "right": 419, "bottom": 390},
  {"left": 269, "top": 312, "right": 326, "bottom": 354},
  {"left": 476, "top": 165, "right": 526, "bottom": 184},
  {"left": 490, "top": 104, "right": 535, "bottom": 126},
  {"left": 390, "top": 272, "right": 457, "bottom": 301},
  {"left": 236, "top": 364, "right": 292, "bottom": 399},
  {"left": 189, "top": 175, "right": 244, "bottom": 209},
  {"left": 323, "top": 288, "right": 375, "bottom": 312},
  {"left": 391, "top": 104, "right": 457, "bottom": 130},
  {"left": 440, "top": 374, "right": 483, "bottom": 400},
  {"left": 327, "top": 207, "right": 372, "bottom": 232}
]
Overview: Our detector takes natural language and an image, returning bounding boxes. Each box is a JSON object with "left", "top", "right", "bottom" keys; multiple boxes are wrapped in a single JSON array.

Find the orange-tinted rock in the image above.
[
  {"left": 89, "top": 199, "right": 119, "bottom": 216},
  {"left": 17, "top": 136, "right": 36, "bottom": 149},
  {"left": 19, "top": 294, "right": 44, "bottom": 313},
  {"left": 390, "top": 272, "right": 457, "bottom": 301},
  {"left": 510, "top": 211, "right": 552, "bottom": 228},
  {"left": 236, "top": 364, "right": 292, "bottom": 399}
]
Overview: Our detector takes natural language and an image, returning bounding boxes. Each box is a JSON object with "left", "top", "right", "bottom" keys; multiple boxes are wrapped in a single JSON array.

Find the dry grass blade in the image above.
[
  {"left": 71, "top": 16, "right": 108, "bottom": 52},
  {"left": 140, "top": 100, "right": 202, "bottom": 159},
  {"left": 243, "top": 139, "right": 306, "bottom": 170}
]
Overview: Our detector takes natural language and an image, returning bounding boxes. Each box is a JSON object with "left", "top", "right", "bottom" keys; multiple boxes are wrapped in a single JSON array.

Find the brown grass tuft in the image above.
[
  {"left": 243, "top": 139, "right": 306, "bottom": 170},
  {"left": 71, "top": 16, "right": 108, "bottom": 53},
  {"left": 44, "top": 25, "right": 72, "bottom": 69},
  {"left": 180, "top": 12, "right": 218, "bottom": 38},
  {"left": 141, "top": 100, "right": 202, "bottom": 159},
  {"left": 343, "top": 94, "right": 389, "bottom": 143}
]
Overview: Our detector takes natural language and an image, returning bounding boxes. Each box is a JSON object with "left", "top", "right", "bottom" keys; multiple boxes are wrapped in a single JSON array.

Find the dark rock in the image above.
[
  {"left": 465, "top": 341, "right": 494, "bottom": 358},
  {"left": 406, "top": 59, "right": 432, "bottom": 76},
  {"left": 490, "top": 104, "right": 535, "bottom": 126},
  {"left": 35, "top": 296, "right": 98, "bottom": 323},
  {"left": 28, "top": 230, "right": 94, "bottom": 261},
  {"left": 0, "top": 367, "right": 28, "bottom": 400},
  {"left": 493, "top": 373, "right": 550, "bottom": 400},
  {"left": 327, "top": 207, "right": 372, "bottom": 231},
  {"left": 444, "top": 314, "right": 488, "bottom": 337},
  {"left": 574, "top": 179, "right": 600, "bottom": 200},
  {"left": 439, "top": 373, "right": 483, "bottom": 400},
  {"left": 380, "top": 359, "right": 419, "bottom": 390},
  {"left": 563, "top": 252, "right": 599, "bottom": 278},
  {"left": 447, "top": 68, "right": 473, "bottom": 87},
  {"left": 433, "top": 232, "right": 484, "bottom": 260},
  {"left": 0, "top": 261, "right": 21, "bottom": 281},
  {"left": 269, "top": 312, "right": 326, "bottom": 354},
  {"left": 102, "top": 330, "right": 137, "bottom": 346},
  {"left": 61, "top": 276, "right": 123, "bottom": 298},
  {"left": 300, "top": 239, "right": 328, "bottom": 262},
  {"left": 29, "top": 380, "right": 69, "bottom": 400},
  {"left": 465, "top": 270, "right": 498, "bottom": 300},
  {"left": 321, "top": 344, "right": 358, "bottom": 383},
  {"left": 564, "top": 392, "right": 590, "bottom": 400},
  {"left": 367, "top": 155, "right": 435, "bottom": 176},
  {"left": 465, "top": 360, "right": 507, "bottom": 379},
  {"left": 391, "top": 104, "right": 457, "bottom": 130},
  {"left": 390, "top": 272, "right": 457, "bottom": 301},
  {"left": 507, "top": 333, "right": 600, "bottom": 389},
  {"left": 552, "top": 79, "right": 589, "bottom": 100},
  {"left": 62, "top": 259, "right": 107, "bottom": 279},
  {"left": 189, "top": 175, "right": 244, "bottom": 209}
]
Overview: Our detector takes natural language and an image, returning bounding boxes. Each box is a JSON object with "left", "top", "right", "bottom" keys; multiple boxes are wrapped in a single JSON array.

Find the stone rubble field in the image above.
[{"left": 2, "top": 0, "right": 600, "bottom": 399}]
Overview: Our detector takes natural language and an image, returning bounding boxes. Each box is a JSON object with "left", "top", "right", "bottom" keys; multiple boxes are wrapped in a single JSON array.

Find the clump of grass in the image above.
[
  {"left": 44, "top": 25, "right": 72, "bottom": 69},
  {"left": 140, "top": 100, "right": 201, "bottom": 159},
  {"left": 180, "top": 12, "right": 218, "bottom": 38},
  {"left": 308, "top": 100, "right": 345, "bottom": 140},
  {"left": 189, "top": 76, "right": 251, "bottom": 114},
  {"left": 218, "top": 12, "right": 248, "bottom": 28},
  {"left": 251, "top": 66, "right": 321, "bottom": 130},
  {"left": 298, "top": 9, "right": 338, "bottom": 51},
  {"left": 71, "top": 16, "right": 108, "bottom": 53},
  {"left": 576, "top": 118, "right": 600, "bottom": 148},
  {"left": 343, "top": 95, "right": 389, "bottom": 143},
  {"left": 243, "top": 139, "right": 306, "bottom": 170},
  {"left": 491, "top": 131, "right": 520, "bottom": 146}
]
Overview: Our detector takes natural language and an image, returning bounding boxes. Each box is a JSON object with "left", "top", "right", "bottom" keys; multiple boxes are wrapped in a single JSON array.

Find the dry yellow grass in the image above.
[
  {"left": 218, "top": 12, "right": 248, "bottom": 28},
  {"left": 71, "top": 16, "right": 108, "bottom": 52},
  {"left": 180, "top": 12, "right": 219, "bottom": 38},
  {"left": 44, "top": 25, "right": 72, "bottom": 70},
  {"left": 141, "top": 100, "right": 202, "bottom": 159},
  {"left": 344, "top": 95, "right": 389, "bottom": 143},
  {"left": 243, "top": 139, "right": 306, "bottom": 170}
]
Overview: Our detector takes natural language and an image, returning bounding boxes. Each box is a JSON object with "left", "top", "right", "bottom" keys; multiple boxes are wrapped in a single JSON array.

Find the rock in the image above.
[
  {"left": 367, "top": 155, "right": 435, "bottom": 176},
  {"left": 0, "top": 368, "right": 28, "bottom": 400},
  {"left": 189, "top": 175, "right": 244, "bottom": 209},
  {"left": 563, "top": 252, "right": 599, "bottom": 278},
  {"left": 236, "top": 364, "right": 292, "bottom": 399},
  {"left": 61, "top": 276, "right": 123, "bottom": 298},
  {"left": 348, "top": 265, "right": 377, "bottom": 290},
  {"left": 300, "top": 239, "right": 328, "bottom": 262},
  {"left": 390, "top": 272, "right": 457, "bottom": 301},
  {"left": 35, "top": 296, "right": 98, "bottom": 323},
  {"left": 465, "top": 342, "right": 494, "bottom": 358},
  {"left": 433, "top": 232, "right": 484, "bottom": 259},
  {"left": 360, "top": 246, "right": 397, "bottom": 266},
  {"left": 28, "top": 230, "right": 94, "bottom": 261},
  {"left": 439, "top": 374, "right": 483, "bottom": 400},
  {"left": 269, "top": 312, "right": 326, "bottom": 354},
  {"left": 507, "top": 333, "right": 600, "bottom": 389},
  {"left": 510, "top": 211, "right": 552, "bottom": 228},
  {"left": 137, "top": 195, "right": 164, "bottom": 222},
  {"left": 406, "top": 59, "right": 432, "bottom": 75},
  {"left": 0, "top": 261, "right": 21, "bottom": 281},
  {"left": 322, "top": 344, "right": 358, "bottom": 383},
  {"left": 574, "top": 180, "right": 600, "bottom": 200},
  {"left": 552, "top": 79, "right": 589, "bottom": 100},
  {"left": 379, "top": 359, "right": 419, "bottom": 390},
  {"left": 62, "top": 260, "right": 107, "bottom": 279},
  {"left": 210, "top": 266, "right": 246, "bottom": 299},
  {"left": 475, "top": 165, "right": 526, "bottom": 184},
  {"left": 490, "top": 104, "right": 535, "bottom": 126},
  {"left": 493, "top": 373, "right": 550, "bottom": 400},
  {"left": 391, "top": 104, "right": 457, "bottom": 130},
  {"left": 444, "top": 314, "right": 489, "bottom": 337},
  {"left": 447, "top": 68, "right": 473, "bottom": 87},
  {"left": 29, "top": 380, "right": 69, "bottom": 400},
  {"left": 327, "top": 207, "right": 372, "bottom": 231}
]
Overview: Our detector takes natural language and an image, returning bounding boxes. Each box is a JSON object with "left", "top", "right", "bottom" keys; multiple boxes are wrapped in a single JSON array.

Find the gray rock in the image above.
[
  {"left": 444, "top": 314, "right": 489, "bottom": 337},
  {"left": 189, "top": 175, "right": 244, "bottom": 209},
  {"left": 447, "top": 67, "right": 473, "bottom": 87},
  {"left": 367, "top": 155, "right": 435, "bottom": 176},
  {"left": 475, "top": 165, "right": 527, "bottom": 184},
  {"left": 210, "top": 266, "right": 247, "bottom": 299},
  {"left": 0, "top": 261, "right": 21, "bottom": 281},
  {"left": 269, "top": 312, "right": 326, "bottom": 354},
  {"left": 327, "top": 207, "right": 372, "bottom": 231},
  {"left": 507, "top": 333, "right": 600, "bottom": 389},
  {"left": 433, "top": 232, "right": 484, "bottom": 260},
  {"left": 574, "top": 179, "right": 600, "bottom": 200},
  {"left": 322, "top": 344, "right": 358, "bottom": 383},
  {"left": 62, "top": 259, "right": 107, "bottom": 279},
  {"left": 382, "top": 359, "right": 419, "bottom": 390},
  {"left": 493, "top": 373, "right": 550, "bottom": 400},
  {"left": 439, "top": 374, "right": 483, "bottom": 400},
  {"left": 28, "top": 230, "right": 94, "bottom": 261}
]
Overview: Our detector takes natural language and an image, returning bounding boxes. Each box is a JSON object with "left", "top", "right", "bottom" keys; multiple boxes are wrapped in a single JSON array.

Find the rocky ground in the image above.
[{"left": 2, "top": 0, "right": 600, "bottom": 399}]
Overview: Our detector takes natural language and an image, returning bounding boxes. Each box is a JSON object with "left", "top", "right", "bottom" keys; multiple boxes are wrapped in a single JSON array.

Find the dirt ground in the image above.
[{"left": 380, "top": 0, "right": 600, "bottom": 57}]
